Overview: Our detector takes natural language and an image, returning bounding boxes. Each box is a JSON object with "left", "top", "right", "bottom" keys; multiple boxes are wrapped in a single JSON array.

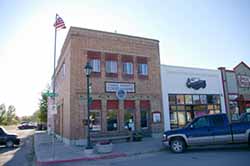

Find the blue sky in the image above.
[{"left": 0, "top": 0, "right": 249, "bottom": 116}]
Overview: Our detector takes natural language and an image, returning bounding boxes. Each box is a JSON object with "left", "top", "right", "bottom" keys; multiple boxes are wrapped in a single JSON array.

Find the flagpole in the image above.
[
  {"left": 52, "top": 13, "right": 58, "bottom": 161},
  {"left": 53, "top": 13, "right": 57, "bottom": 100}
]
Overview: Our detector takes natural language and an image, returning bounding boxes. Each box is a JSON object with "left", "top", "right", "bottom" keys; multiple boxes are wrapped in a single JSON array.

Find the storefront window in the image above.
[
  {"left": 177, "top": 112, "right": 186, "bottom": 127},
  {"left": 207, "top": 95, "right": 214, "bottom": 104},
  {"left": 124, "top": 110, "right": 134, "bottom": 129},
  {"left": 176, "top": 95, "right": 185, "bottom": 104},
  {"left": 185, "top": 95, "right": 192, "bottom": 104},
  {"left": 229, "top": 101, "right": 239, "bottom": 120},
  {"left": 140, "top": 110, "right": 148, "bottom": 128},
  {"left": 193, "top": 95, "right": 200, "bottom": 104},
  {"left": 170, "top": 105, "right": 177, "bottom": 111},
  {"left": 177, "top": 106, "right": 185, "bottom": 110},
  {"left": 215, "top": 96, "right": 221, "bottom": 104},
  {"left": 107, "top": 110, "right": 118, "bottom": 131},
  {"left": 89, "top": 110, "right": 101, "bottom": 131},
  {"left": 208, "top": 104, "right": 214, "bottom": 110},
  {"left": 186, "top": 111, "right": 194, "bottom": 122},
  {"left": 169, "top": 94, "right": 221, "bottom": 129},
  {"left": 200, "top": 95, "right": 207, "bottom": 104},
  {"left": 169, "top": 95, "right": 176, "bottom": 105},
  {"left": 140, "top": 100, "right": 150, "bottom": 129},
  {"left": 170, "top": 112, "right": 178, "bottom": 128}
]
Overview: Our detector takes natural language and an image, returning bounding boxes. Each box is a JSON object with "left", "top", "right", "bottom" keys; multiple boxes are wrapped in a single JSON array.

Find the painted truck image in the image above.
[
  {"left": 162, "top": 113, "right": 250, "bottom": 153},
  {"left": 186, "top": 77, "right": 206, "bottom": 90}
]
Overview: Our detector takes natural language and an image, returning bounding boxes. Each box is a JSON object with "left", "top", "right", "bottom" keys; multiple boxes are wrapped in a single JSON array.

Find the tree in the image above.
[
  {"left": 39, "top": 91, "right": 48, "bottom": 123},
  {"left": 0, "top": 104, "right": 19, "bottom": 125},
  {"left": 0, "top": 104, "right": 6, "bottom": 124}
]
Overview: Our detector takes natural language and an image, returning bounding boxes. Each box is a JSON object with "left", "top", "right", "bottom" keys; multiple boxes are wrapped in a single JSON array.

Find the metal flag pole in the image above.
[{"left": 52, "top": 13, "right": 58, "bottom": 161}]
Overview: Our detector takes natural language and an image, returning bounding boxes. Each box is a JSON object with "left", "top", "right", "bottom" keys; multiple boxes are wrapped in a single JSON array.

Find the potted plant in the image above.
[
  {"left": 132, "top": 132, "right": 143, "bottom": 141},
  {"left": 95, "top": 140, "right": 113, "bottom": 153}
]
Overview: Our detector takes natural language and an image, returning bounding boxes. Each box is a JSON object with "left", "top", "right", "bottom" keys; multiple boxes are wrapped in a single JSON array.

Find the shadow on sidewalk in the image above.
[{"left": 4, "top": 135, "right": 35, "bottom": 166}]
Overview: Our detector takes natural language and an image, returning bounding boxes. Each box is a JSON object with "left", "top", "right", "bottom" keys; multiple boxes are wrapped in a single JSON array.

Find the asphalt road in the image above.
[
  {"left": 0, "top": 126, "right": 35, "bottom": 166},
  {"left": 51, "top": 145, "right": 250, "bottom": 166}
]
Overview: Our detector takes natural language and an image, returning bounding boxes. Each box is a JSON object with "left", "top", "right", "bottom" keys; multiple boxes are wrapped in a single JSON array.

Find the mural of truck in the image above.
[{"left": 186, "top": 77, "right": 206, "bottom": 90}]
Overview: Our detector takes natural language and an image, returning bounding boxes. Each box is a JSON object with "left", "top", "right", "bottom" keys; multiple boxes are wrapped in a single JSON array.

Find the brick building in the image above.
[{"left": 49, "top": 27, "right": 163, "bottom": 145}]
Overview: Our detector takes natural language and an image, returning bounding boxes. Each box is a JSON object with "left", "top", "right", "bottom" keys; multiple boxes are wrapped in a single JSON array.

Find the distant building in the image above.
[
  {"left": 49, "top": 27, "right": 163, "bottom": 145},
  {"left": 219, "top": 61, "right": 250, "bottom": 120}
]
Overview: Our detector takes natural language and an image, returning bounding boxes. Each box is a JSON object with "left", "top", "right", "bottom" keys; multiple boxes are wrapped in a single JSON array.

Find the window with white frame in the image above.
[
  {"left": 90, "top": 59, "right": 100, "bottom": 72},
  {"left": 123, "top": 62, "right": 133, "bottom": 75},
  {"left": 138, "top": 63, "right": 148, "bottom": 75},
  {"left": 106, "top": 61, "right": 117, "bottom": 73}
]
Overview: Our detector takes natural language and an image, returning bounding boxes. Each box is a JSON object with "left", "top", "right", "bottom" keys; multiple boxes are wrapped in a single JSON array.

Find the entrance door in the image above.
[{"left": 140, "top": 100, "right": 151, "bottom": 136}]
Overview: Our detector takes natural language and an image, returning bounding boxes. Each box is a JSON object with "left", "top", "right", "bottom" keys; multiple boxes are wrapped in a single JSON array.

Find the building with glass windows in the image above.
[
  {"left": 49, "top": 27, "right": 163, "bottom": 145},
  {"left": 161, "top": 65, "right": 226, "bottom": 130},
  {"left": 219, "top": 61, "right": 250, "bottom": 120}
]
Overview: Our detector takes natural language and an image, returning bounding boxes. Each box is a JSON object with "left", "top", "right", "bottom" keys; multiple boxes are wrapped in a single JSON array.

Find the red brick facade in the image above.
[{"left": 51, "top": 27, "right": 163, "bottom": 145}]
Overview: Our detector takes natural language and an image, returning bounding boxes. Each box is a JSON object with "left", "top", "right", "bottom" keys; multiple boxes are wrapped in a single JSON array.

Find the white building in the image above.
[{"left": 161, "top": 65, "right": 226, "bottom": 131}]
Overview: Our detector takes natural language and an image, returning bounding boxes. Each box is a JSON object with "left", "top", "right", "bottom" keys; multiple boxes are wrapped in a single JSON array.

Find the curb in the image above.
[{"left": 36, "top": 153, "right": 127, "bottom": 166}]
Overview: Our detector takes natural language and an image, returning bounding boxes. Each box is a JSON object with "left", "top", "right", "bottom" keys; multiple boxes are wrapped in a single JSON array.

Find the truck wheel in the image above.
[
  {"left": 6, "top": 140, "right": 14, "bottom": 148},
  {"left": 170, "top": 138, "right": 186, "bottom": 153}
]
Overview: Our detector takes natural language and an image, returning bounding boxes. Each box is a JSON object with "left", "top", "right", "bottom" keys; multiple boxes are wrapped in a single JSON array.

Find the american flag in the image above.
[{"left": 54, "top": 14, "right": 66, "bottom": 30}]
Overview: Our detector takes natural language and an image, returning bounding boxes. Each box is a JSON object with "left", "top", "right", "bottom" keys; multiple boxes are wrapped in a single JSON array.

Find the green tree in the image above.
[
  {"left": 0, "top": 104, "right": 6, "bottom": 124},
  {"left": 0, "top": 104, "right": 19, "bottom": 125},
  {"left": 39, "top": 92, "right": 48, "bottom": 123}
]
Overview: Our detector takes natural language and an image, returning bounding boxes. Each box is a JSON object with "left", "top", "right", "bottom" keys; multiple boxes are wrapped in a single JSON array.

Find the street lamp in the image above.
[{"left": 84, "top": 61, "right": 93, "bottom": 149}]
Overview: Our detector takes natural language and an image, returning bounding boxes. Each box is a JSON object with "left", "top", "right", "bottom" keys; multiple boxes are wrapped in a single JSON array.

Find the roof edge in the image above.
[{"left": 69, "top": 26, "right": 159, "bottom": 42}]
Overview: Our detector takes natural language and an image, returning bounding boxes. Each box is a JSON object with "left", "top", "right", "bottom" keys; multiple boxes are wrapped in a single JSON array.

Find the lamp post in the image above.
[{"left": 84, "top": 61, "right": 93, "bottom": 149}]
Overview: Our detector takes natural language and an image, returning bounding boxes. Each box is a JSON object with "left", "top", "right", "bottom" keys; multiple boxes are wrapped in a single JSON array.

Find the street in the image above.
[
  {"left": 0, "top": 126, "right": 35, "bottom": 166},
  {"left": 49, "top": 146, "right": 250, "bottom": 166}
]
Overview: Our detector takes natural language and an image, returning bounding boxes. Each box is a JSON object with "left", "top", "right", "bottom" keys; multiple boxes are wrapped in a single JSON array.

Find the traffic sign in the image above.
[{"left": 44, "top": 92, "right": 58, "bottom": 97}]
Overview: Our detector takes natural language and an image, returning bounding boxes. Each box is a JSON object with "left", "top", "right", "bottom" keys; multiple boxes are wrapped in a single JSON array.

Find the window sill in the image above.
[
  {"left": 91, "top": 72, "right": 101, "bottom": 77},
  {"left": 122, "top": 74, "right": 134, "bottom": 79},
  {"left": 106, "top": 73, "right": 118, "bottom": 77},
  {"left": 138, "top": 75, "right": 149, "bottom": 80}
]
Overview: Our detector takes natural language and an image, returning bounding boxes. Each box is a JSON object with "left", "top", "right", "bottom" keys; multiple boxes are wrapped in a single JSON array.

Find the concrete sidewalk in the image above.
[{"left": 34, "top": 131, "right": 163, "bottom": 165}]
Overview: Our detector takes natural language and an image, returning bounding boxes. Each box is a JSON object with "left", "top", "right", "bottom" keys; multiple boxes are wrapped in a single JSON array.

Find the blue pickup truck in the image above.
[{"left": 162, "top": 113, "right": 250, "bottom": 153}]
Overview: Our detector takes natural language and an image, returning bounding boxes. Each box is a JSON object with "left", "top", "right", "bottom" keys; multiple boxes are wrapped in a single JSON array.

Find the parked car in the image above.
[
  {"left": 18, "top": 122, "right": 36, "bottom": 130},
  {"left": 162, "top": 113, "right": 250, "bottom": 153},
  {"left": 0, "top": 127, "right": 20, "bottom": 147}
]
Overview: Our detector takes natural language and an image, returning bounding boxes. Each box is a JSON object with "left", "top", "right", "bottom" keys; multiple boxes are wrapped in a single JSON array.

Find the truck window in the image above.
[
  {"left": 0, "top": 128, "right": 4, "bottom": 135},
  {"left": 239, "top": 113, "right": 250, "bottom": 122},
  {"left": 210, "top": 115, "right": 225, "bottom": 127},
  {"left": 193, "top": 117, "right": 209, "bottom": 128}
]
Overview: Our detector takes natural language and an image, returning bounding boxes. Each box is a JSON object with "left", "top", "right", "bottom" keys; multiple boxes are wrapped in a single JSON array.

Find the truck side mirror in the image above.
[{"left": 190, "top": 124, "right": 194, "bottom": 129}]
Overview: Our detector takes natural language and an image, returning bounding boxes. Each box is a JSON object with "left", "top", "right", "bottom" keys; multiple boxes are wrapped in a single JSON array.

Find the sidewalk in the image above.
[{"left": 34, "top": 131, "right": 164, "bottom": 165}]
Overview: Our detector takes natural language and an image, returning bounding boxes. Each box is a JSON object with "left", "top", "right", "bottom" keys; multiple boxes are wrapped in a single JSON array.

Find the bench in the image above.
[{"left": 90, "top": 132, "right": 131, "bottom": 143}]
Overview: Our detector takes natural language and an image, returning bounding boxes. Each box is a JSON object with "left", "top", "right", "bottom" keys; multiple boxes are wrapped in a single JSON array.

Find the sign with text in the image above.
[
  {"left": 105, "top": 82, "right": 135, "bottom": 93},
  {"left": 238, "top": 75, "right": 250, "bottom": 88}
]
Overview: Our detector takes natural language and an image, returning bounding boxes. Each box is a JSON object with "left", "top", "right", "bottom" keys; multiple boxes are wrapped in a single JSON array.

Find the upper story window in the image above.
[
  {"left": 123, "top": 62, "right": 133, "bottom": 75},
  {"left": 138, "top": 63, "right": 148, "bottom": 75},
  {"left": 137, "top": 57, "right": 148, "bottom": 77},
  {"left": 87, "top": 51, "right": 101, "bottom": 77},
  {"left": 90, "top": 59, "right": 100, "bottom": 72},
  {"left": 106, "top": 61, "right": 117, "bottom": 73}
]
